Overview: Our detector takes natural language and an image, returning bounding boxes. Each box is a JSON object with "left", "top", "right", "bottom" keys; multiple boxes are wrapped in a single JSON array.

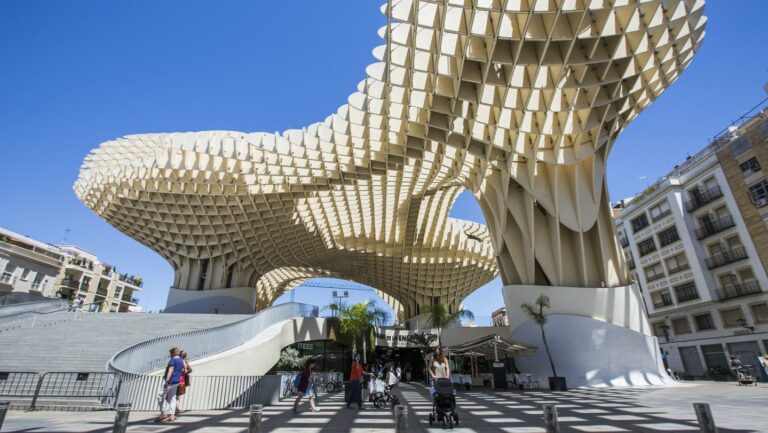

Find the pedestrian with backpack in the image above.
[{"left": 293, "top": 358, "right": 319, "bottom": 414}]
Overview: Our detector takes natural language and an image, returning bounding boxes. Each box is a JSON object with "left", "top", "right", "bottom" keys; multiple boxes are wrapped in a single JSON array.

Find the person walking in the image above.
[
  {"left": 175, "top": 351, "right": 192, "bottom": 418},
  {"left": 429, "top": 346, "right": 451, "bottom": 396},
  {"left": 346, "top": 353, "right": 366, "bottom": 409},
  {"left": 157, "top": 347, "right": 184, "bottom": 422},
  {"left": 293, "top": 358, "right": 319, "bottom": 414}
]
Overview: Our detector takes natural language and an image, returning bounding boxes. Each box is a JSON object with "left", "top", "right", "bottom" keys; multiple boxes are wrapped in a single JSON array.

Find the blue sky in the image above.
[{"left": 1, "top": 1, "right": 766, "bottom": 320}]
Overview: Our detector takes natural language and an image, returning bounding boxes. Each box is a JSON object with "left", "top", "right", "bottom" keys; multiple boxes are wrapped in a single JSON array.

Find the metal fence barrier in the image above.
[
  {"left": 109, "top": 302, "right": 318, "bottom": 377},
  {"left": 0, "top": 371, "right": 283, "bottom": 411},
  {"left": 0, "top": 371, "right": 120, "bottom": 411},
  {"left": 0, "top": 299, "right": 69, "bottom": 318}
]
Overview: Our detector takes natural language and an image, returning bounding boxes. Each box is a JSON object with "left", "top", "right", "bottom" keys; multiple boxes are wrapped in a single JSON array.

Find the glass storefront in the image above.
[{"left": 287, "top": 340, "right": 350, "bottom": 375}]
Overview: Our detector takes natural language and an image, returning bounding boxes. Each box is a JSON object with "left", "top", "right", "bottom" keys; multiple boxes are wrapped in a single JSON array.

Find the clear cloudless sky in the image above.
[{"left": 1, "top": 1, "right": 767, "bottom": 321}]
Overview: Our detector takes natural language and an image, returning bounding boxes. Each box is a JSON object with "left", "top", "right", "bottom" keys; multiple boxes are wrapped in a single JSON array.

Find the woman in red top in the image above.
[
  {"left": 293, "top": 358, "right": 319, "bottom": 414},
  {"left": 346, "top": 353, "right": 366, "bottom": 409}
]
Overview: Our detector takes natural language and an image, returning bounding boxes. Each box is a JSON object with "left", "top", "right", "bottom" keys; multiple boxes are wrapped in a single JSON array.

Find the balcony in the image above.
[
  {"left": 705, "top": 246, "right": 748, "bottom": 269},
  {"left": 674, "top": 283, "right": 699, "bottom": 303},
  {"left": 627, "top": 259, "right": 636, "bottom": 270},
  {"left": 68, "top": 257, "right": 95, "bottom": 271},
  {"left": 647, "top": 273, "right": 666, "bottom": 283},
  {"left": 0, "top": 272, "right": 15, "bottom": 285},
  {"left": 667, "top": 263, "right": 690, "bottom": 275},
  {"left": 618, "top": 236, "right": 629, "bottom": 248},
  {"left": 694, "top": 215, "right": 736, "bottom": 240},
  {"left": 716, "top": 281, "right": 761, "bottom": 301},
  {"left": 685, "top": 186, "right": 723, "bottom": 212},
  {"left": 96, "top": 287, "right": 108, "bottom": 297},
  {"left": 119, "top": 273, "right": 143, "bottom": 288},
  {"left": 653, "top": 297, "right": 674, "bottom": 309}
]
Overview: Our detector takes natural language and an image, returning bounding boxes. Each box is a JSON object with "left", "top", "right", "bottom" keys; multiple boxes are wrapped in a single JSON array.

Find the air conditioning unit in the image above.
[{"left": 756, "top": 198, "right": 768, "bottom": 208}]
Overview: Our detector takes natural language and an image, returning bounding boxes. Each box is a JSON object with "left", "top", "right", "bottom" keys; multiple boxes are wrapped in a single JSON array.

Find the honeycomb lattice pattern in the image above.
[{"left": 75, "top": 0, "right": 705, "bottom": 318}]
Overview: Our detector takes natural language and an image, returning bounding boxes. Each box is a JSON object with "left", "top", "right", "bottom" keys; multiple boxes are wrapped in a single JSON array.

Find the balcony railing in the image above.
[
  {"left": 627, "top": 259, "right": 636, "bottom": 270},
  {"left": 695, "top": 215, "right": 736, "bottom": 240},
  {"left": 705, "top": 246, "right": 748, "bottom": 269},
  {"left": 667, "top": 263, "right": 690, "bottom": 275},
  {"left": 646, "top": 273, "right": 666, "bottom": 282},
  {"left": 653, "top": 298, "right": 674, "bottom": 309},
  {"left": 618, "top": 236, "right": 629, "bottom": 248},
  {"left": 674, "top": 283, "right": 699, "bottom": 303},
  {"left": 96, "top": 287, "right": 108, "bottom": 297},
  {"left": 119, "top": 273, "right": 143, "bottom": 288},
  {"left": 30, "top": 282, "right": 46, "bottom": 291},
  {"left": 716, "top": 281, "right": 761, "bottom": 301},
  {"left": 685, "top": 186, "right": 723, "bottom": 212}
]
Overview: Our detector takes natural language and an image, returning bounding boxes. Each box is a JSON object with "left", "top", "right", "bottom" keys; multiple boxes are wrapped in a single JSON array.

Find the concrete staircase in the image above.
[{"left": 0, "top": 312, "right": 248, "bottom": 373}]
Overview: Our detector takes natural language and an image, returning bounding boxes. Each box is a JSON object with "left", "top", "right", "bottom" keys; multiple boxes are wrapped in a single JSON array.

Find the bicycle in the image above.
[
  {"left": 282, "top": 373, "right": 299, "bottom": 398},
  {"left": 324, "top": 372, "right": 344, "bottom": 393}
]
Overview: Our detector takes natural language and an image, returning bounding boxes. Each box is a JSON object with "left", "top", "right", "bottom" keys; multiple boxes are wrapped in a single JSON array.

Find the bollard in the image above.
[
  {"left": 693, "top": 403, "right": 718, "bottom": 433},
  {"left": 0, "top": 401, "right": 10, "bottom": 431},
  {"left": 249, "top": 404, "right": 263, "bottom": 433},
  {"left": 543, "top": 404, "right": 560, "bottom": 433},
  {"left": 394, "top": 405, "right": 408, "bottom": 433},
  {"left": 112, "top": 403, "right": 131, "bottom": 433}
]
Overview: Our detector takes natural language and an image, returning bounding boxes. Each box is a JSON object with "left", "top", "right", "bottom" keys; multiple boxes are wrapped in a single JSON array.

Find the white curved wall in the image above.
[
  {"left": 504, "top": 284, "right": 671, "bottom": 388},
  {"left": 187, "top": 318, "right": 328, "bottom": 376},
  {"left": 511, "top": 315, "right": 671, "bottom": 388}
]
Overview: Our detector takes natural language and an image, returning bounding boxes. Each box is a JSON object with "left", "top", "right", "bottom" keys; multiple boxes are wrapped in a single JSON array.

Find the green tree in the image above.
[
  {"left": 336, "top": 300, "right": 390, "bottom": 363},
  {"left": 520, "top": 294, "right": 557, "bottom": 377},
  {"left": 277, "top": 347, "right": 309, "bottom": 370},
  {"left": 406, "top": 331, "right": 438, "bottom": 382},
  {"left": 421, "top": 304, "right": 475, "bottom": 343}
]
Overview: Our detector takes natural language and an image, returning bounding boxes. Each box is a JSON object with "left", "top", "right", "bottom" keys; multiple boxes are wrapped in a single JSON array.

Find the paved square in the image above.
[{"left": 3, "top": 382, "right": 766, "bottom": 432}]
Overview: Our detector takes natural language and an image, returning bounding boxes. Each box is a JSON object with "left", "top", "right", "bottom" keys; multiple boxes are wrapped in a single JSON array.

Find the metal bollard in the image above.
[
  {"left": 693, "top": 403, "right": 718, "bottom": 433},
  {"left": 0, "top": 401, "right": 10, "bottom": 431},
  {"left": 112, "top": 403, "right": 131, "bottom": 433},
  {"left": 249, "top": 404, "right": 263, "bottom": 433},
  {"left": 543, "top": 404, "right": 560, "bottom": 433},
  {"left": 394, "top": 405, "right": 408, "bottom": 433}
]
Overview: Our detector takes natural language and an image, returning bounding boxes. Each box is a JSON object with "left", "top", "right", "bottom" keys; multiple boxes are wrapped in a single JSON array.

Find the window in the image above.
[
  {"left": 748, "top": 179, "right": 768, "bottom": 208},
  {"left": 652, "top": 291, "right": 673, "bottom": 308},
  {"left": 694, "top": 313, "right": 715, "bottom": 331},
  {"left": 718, "top": 273, "right": 738, "bottom": 288},
  {"left": 730, "top": 137, "right": 751, "bottom": 157},
  {"left": 638, "top": 238, "right": 657, "bottom": 256},
  {"left": 671, "top": 317, "right": 692, "bottom": 335},
  {"left": 750, "top": 303, "right": 768, "bottom": 324},
  {"left": 19, "top": 269, "right": 30, "bottom": 281},
  {"left": 658, "top": 226, "right": 680, "bottom": 247},
  {"left": 644, "top": 263, "right": 665, "bottom": 282},
  {"left": 740, "top": 157, "right": 761, "bottom": 176},
  {"left": 631, "top": 214, "right": 650, "bottom": 233},
  {"left": 666, "top": 254, "right": 689, "bottom": 274},
  {"left": 674, "top": 282, "right": 699, "bottom": 303},
  {"left": 720, "top": 307, "right": 745, "bottom": 328},
  {"left": 652, "top": 322, "right": 668, "bottom": 338},
  {"left": 650, "top": 201, "right": 671, "bottom": 221}
]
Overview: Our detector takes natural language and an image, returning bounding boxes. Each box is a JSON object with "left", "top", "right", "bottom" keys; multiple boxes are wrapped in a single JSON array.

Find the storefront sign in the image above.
[{"left": 374, "top": 328, "right": 439, "bottom": 348}]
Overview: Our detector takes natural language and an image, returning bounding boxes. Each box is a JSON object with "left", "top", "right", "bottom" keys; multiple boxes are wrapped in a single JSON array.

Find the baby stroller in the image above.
[
  {"left": 372, "top": 370, "right": 401, "bottom": 408},
  {"left": 429, "top": 378, "right": 459, "bottom": 429},
  {"left": 734, "top": 365, "right": 758, "bottom": 386}
]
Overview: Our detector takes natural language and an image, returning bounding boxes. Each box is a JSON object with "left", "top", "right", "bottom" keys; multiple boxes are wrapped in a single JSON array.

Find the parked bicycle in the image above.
[{"left": 324, "top": 372, "right": 344, "bottom": 393}]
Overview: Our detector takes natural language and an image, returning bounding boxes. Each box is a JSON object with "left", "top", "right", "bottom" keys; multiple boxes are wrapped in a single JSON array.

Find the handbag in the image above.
[{"left": 177, "top": 382, "right": 186, "bottom": 396}]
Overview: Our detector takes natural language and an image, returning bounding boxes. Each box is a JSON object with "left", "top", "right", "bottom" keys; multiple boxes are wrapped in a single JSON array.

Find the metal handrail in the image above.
[
  {"left": 0, "top": 302, "right": 102, "bottom": 331},
  {"left": 0, "top": 299, "right": 69, "bottom": 317},
  {"left": 108, "top": 302, "right": 319, "bottom": 377}
]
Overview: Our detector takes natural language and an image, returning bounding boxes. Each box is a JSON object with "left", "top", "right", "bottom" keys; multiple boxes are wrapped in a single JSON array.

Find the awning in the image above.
[{"left": 448, "top": 334, "right": 536, "bottom": 358}]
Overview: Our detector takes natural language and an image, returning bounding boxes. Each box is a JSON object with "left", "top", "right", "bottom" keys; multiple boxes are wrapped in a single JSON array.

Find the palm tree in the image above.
[
  {"left": 336, "top": 300, "right": 391, "bottom": 363},
  {"left": 406, "top": 331, "right": 438, "bottom": 383},
  {"left": 520, "top": 294, "right": 557, "bottom": 377},
  {"left": 421, "top": 304, "right": 475, "bottom": 344}
]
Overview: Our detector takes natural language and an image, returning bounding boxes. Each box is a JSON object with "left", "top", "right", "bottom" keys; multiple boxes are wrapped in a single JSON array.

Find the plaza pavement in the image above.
[{"left": 3, "top": 381, "right": 766, "bottom": 433}]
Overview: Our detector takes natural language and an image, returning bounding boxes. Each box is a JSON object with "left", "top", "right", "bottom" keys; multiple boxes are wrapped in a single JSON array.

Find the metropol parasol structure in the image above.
[{"left": 76, "top": 0, "right": 706, "bottom": 385}]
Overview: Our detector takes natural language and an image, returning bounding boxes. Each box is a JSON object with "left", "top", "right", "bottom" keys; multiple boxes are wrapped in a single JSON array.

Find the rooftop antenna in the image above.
[{"left": 60, "top": 228, "right": 71, "bottom": 245}]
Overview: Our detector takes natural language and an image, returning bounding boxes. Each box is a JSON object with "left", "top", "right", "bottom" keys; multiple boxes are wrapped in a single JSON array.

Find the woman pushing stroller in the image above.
[{"left": 428, "top": 347, "right": 459, "bottom": 428}]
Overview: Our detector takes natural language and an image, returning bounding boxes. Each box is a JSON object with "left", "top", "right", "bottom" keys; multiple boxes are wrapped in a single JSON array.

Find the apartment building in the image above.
[
  {"left": 615, "top": 102, "right": 768, "bottom": 378},
  {"left": 0, "top": 226, "right": 143, "bottom": 312}
]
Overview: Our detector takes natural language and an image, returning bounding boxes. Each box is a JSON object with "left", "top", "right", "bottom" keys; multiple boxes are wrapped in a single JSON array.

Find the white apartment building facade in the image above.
[
  {"left": 615, "top": 104, "right": 768, "bottom": 378},
  {"left": 0, "top": 227, "right": 143, "bottom": 312}
]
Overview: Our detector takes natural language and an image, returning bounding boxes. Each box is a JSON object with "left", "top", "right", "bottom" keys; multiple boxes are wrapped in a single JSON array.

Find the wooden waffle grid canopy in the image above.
[{"left": 75, "top": 0, "right": 706, "bottom": 319}]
